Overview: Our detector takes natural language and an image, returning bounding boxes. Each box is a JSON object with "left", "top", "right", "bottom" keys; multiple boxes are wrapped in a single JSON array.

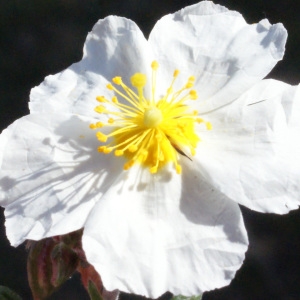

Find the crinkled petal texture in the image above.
[
  {"left": 29, "top": 16, "right": 154, "bottom": 116},
  {"left": 0, "top": 113, "right": 125, "bottom": 246},
  {"left": 29, "top": 1, "right": 287, "bottom": 117},
  {"left": 196, "top": 79, "right": 300, "bottom": 213},
  {"left": 82, "top": 160, "right": 248, "bottom": 298},
  {"left": 149, "top": 1, "right": 287, "bottom": 112}
]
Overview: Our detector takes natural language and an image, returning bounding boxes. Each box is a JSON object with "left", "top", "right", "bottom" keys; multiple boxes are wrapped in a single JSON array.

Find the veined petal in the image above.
[
  {"left": 29, "top": 16, "right": 154, "bottom": 117},
  {"left": 195, "top": 79, "right": 300, "bottom": 213},
  {"left": 0, "top": 113, "right": 123, "bottom": 246},
  {"left": 82, "top": 161, "right": 248, "bottom": 298},
  {"left": 149, "top": 1, "right": 287, "bottom": 111}
]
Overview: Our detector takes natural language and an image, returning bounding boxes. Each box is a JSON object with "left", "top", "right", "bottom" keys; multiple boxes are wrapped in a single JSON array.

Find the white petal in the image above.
[
  {"left": 29, "top": 16, "right": 154, "bottom": 116},
  {"left": 82, "top": 162, "right": 248, "bottom": 298},
  {"left": 195, "top": 79, "right": 300, "bottom": 214},
  {"left": 0, "top": 113, "right": 123, "bottom": 246},
  {"left": 149, "top": 1, "right": 287, "bottom": 111}
]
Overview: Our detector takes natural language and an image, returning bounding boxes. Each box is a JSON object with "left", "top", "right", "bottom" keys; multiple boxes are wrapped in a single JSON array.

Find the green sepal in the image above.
[
  {"left": 87, "top": 280, "right": 104, "bottom": 300},
  {"left": 0, "top": 286, "right": 22, "bottom": 300}
]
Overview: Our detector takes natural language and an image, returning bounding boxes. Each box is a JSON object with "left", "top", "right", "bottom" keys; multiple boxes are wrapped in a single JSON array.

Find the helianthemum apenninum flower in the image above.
[{"left": 1, "top": 1, "right": 300, "bottom": 298}]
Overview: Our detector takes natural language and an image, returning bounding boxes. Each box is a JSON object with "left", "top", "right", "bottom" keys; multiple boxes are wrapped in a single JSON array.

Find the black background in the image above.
[{"left": 0, "top": 1, "right": 300, "bottom": 299}]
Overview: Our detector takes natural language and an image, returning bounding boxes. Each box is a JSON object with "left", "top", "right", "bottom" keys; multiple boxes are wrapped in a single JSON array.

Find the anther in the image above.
[
  {"left": 94, "top": 105, "right": 106, "bottom": 113},
  {"left": 98, "top": 146, "right": 106, "bottom": 152},
  {"left": 173, "top": 69, "right": 180, "bottom": 77},
  {"left": 151, "top": 61, "right": 159, "bottom": 70},
  {"left": 106, "top": 84, "right": 114, "bottom": 90},
  {"left": 124, "top": 160, "right": 134, "bottom": 170},
  {"left": 206, "top": 122, "right": 213, "bottom": 130},
  {"left": 176, "top": 165, "right": 182, "bottom": 174},
  {"left": 115, "top": 150, "right": 124, "bottom": 156},
  {"left": 112, "top": 77, "right": 122, "bottom": 85},
  {"left": 189, "top": 90, "right": 198, "bottom": 100},
  {"left": 150, "top": 166, "right": 158, "bottom": 174},
  {"left": 131, "top": 73, "right": 147, "bottom": 88},
  {"left": 103, "top": 147, "right": 112, "bottom": 154},
  {"left": 96, "top": 132, "right": 107, "bottom": 142},
  {"left": 185, "top": 82, "right": 194, "bottom": 88},
  {"left": 96, "top": 96, "right": 106, "bottom": 102},
  {"left": 128, "top": 145, "right": 138, "bottom": 152}
]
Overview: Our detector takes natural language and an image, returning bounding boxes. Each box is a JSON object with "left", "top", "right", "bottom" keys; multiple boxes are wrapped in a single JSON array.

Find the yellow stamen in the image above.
[{"left": 91, "top": 60, "right": 212, "bottom": 174}]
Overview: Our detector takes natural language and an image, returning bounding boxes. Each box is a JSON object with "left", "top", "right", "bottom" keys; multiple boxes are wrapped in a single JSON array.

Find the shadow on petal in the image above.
[
  {"left": 0, "top": 114, "right": 128, "bottom": 244},
  {"left": 179, "top": 158, "right": 246, "bottom": 244}
]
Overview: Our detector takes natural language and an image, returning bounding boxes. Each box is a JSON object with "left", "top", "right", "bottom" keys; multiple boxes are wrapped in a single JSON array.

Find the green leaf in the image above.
[
  {"left": 0, "top": 286, "right": 22, "bottom": 300},
  {"left": 171, "top": 295, "right": 202, "bottom": 300}
]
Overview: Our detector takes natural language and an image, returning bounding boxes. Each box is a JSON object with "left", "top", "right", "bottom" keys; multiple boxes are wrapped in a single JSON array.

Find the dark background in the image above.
[{"left": 0, "top": 0, "right": 300, "bottom": 299}]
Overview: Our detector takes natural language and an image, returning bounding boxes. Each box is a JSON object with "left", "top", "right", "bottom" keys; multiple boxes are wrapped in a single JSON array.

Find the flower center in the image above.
[
  {"left": 90, "top": 61, "right": 212, "bottom": 174},
  {"left": 143, "top": 107, "right": 162, "bottom": 128}
]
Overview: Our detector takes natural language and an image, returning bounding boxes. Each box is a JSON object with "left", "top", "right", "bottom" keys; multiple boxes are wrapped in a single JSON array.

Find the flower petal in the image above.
[
  {"left": 149, "top": 1, "right": 287, "bottom": 111},
  {"left": 0, "top": 113, "right": 123, "bottom": 246},
  {"left": 82, "top": 162, "right": 248, "bottom": 298},
  {"left": 195, "top": 79, "right": 300, "bottom": 213},
  {"left": 29, "top": 16, "right": 154, "bottom": 117}
]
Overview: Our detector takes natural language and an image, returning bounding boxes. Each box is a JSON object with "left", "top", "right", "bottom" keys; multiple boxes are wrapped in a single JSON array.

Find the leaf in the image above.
[
  {"left": 171, "top": 295, "right": 202, "bottom": 300},
  {"left": 0, "top": 286, "right": 22, "bottom": 300}
]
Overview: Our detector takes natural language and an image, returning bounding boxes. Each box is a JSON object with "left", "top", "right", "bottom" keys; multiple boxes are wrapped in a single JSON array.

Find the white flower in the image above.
[{"left": 0, "top": 0, "right": 299, "bottom": 298}]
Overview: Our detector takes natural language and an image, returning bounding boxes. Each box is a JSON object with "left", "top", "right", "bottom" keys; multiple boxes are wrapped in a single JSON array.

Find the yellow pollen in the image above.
[
  {"left": 185, "top": 82, "right": 194, "bottom": 89},
  {"left": 112, "top": 77, "right": 122, "bottom": 85},
  {"left": 131, "top": 73, "right": 147, "bottom": 88},
  {"left": 94, "top": 105, "right": 106, "bottom": 113},
  {"left": 96, "top": 96, "right": 106, "bottom": 102},
  {"left": 115, "top": 150, "right": 124, "bottom": 156},
  {"left": 128, "top": 145, "right": 138, "bottom": 152},
  {"left": 206, "top": 122, "right": 213, "bottom": 130},
  {"left": 151, "top": 61, "right": 159, "bottom": 70},
  {"left": 189, "top": 90, "right": 198, "bottom": 100},
  {"left": 91, "top": 60, "right": 212, "bottom": 174},
  {"left": 106, "top": 84, "right": 114, "bottom": 90},
  {"left": 173, "top": 69, "right": 180, "bottom": 77}
]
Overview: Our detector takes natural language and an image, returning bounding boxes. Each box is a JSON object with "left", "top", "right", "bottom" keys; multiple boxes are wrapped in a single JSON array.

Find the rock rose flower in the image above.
[{"left": 1, "top": 1, "right": 300, "bottom": 298}]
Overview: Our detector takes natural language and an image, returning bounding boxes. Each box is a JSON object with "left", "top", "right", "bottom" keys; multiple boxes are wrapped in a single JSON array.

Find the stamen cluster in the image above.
[{"left": 90, "top": 61, "right": 212, "bottom": 174}]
